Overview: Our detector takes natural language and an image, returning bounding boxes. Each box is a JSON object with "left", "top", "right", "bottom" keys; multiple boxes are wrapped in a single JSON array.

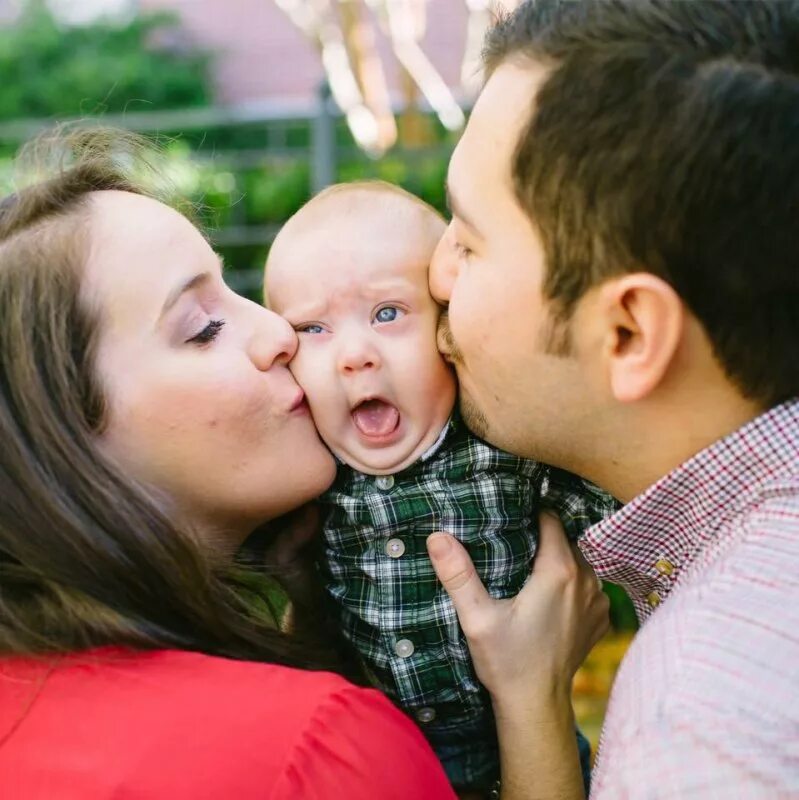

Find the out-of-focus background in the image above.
[
  {"left": 0, "top": 0, "right": 494, "bottom": 297},
  {"left": 0, "top": 0, "right": 635, "bottom": 750}
]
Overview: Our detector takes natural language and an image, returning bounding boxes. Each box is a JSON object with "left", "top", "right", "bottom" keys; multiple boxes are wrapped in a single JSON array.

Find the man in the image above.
[{"left": 423, "top": 1, "right": 799, "bottom": 798}]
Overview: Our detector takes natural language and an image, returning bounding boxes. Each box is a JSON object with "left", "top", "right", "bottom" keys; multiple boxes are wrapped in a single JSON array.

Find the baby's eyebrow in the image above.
[
  {"left": 280, "top": 300, "right": 327, "bottom": 320},
  {"left": 361, "top": 279, "right": 421, "bottom": 297}
]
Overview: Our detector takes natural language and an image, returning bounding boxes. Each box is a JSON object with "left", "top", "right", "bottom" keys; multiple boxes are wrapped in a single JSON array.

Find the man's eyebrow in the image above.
[{"left": 445, "top": 181, "right": 481, "bottom": 236}]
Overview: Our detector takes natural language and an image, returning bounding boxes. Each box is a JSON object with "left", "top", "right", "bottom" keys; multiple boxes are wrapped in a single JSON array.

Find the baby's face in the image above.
[{"left": 267, "top": 218, "right": 456, "bottom": 475}]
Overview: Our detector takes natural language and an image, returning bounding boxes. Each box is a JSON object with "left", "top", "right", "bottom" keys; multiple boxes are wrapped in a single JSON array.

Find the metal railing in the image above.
[{"left": 0, "top": 87, "right": 454, "bottom": 296}]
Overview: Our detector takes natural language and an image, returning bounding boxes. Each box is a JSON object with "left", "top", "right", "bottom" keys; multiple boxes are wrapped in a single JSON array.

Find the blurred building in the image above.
[
  {"left": 137, "top": 0, "right": 471, "bottom": 108},
  {"left": 0, "top": 0, "right": 481, "bottom": 114}
]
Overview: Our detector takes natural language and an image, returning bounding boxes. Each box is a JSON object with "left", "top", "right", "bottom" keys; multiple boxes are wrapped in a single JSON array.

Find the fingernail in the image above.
[{"left": 427, "top": 534, "right": 452, "bottom": 559}]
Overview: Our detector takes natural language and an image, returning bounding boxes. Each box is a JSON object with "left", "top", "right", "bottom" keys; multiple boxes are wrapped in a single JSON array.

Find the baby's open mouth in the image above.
[{"left": 351, "top": 398, "right": 400, "bottom": 438}]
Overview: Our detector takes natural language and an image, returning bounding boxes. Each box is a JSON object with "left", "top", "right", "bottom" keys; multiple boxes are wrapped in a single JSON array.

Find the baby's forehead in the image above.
[
  {"left": 277, "top": 228, "right": 432, "bottom": 290},
  {"left": 268, "top": 190, "right": 442, "bottom": 293},
  {"left": 313, "top": 193, "right": 439, "bottom": 245}
]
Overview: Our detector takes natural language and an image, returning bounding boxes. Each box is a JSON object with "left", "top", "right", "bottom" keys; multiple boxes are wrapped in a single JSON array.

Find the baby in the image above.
[{"left": 265, "top": 182, "right": 615, "bottom": 794}]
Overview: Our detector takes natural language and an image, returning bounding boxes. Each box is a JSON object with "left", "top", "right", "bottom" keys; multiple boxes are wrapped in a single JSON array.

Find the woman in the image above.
[{"left": 0, "top": 129, "right": 607, "bottom": 799}]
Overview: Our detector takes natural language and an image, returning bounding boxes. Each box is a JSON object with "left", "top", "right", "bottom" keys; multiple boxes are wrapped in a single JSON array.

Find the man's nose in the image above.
[
  {"left": 429, "top": 229, "right": 458, "bottom": 305},
  {"left": 248, "top": 305, "right": 298, "bottom": 371}
]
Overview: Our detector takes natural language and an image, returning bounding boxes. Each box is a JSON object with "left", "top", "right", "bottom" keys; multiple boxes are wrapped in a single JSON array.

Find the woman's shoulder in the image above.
[
  {"left": 47, "top": 646, "right": 375, "bottom": 741},
  {"left": 1, "top": 646, "right": 356, "bottom": 756},
  {"left": 95, "top": 646, "right": 358, "bottom": 708},
  {"left": 0, "top": 648, "right": 456, "bottom": 799}
]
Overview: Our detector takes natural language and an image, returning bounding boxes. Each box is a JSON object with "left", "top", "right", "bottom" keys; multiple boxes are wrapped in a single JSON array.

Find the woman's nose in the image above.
[
  {"left": 429, "top": 229, "right": 458, "bottom": 306},
  {"left": 248, "top": 305, "right": 298, "bottom": 371}
]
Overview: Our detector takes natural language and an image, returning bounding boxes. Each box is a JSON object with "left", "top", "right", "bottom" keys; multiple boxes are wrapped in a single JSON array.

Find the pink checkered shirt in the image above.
[{"left": 580, "top": 399, "right": 799, "bottom": 798}]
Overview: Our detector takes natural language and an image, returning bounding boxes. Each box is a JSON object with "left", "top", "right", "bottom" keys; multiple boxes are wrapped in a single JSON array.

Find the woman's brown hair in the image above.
[{"left": 0, "top": 128, "right": 345, "bottom": 672}]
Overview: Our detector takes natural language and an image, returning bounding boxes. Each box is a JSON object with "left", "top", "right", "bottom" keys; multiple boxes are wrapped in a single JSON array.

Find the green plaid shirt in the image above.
[{"left": 319, "top": 413, "right": 617, "bottom": 788}]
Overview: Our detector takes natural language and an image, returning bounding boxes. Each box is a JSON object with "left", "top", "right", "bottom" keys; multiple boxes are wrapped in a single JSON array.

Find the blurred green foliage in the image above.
[
  {"left": 604, "top": 583, "right": 637, "bottom": 631},
  {"left": 0, "top": 1, "right": 211, "bottom": 122}
]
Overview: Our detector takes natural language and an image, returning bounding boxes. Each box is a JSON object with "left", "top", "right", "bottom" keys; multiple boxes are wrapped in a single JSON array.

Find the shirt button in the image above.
[
  {"left": 394, "top": 638, "right": 415, "bottom": 658},
  {"left": 385, "top": 538, "right": 406, "bottom": 558},
  {"left": 416, "top": 707, "right": 436, "bottom": 723},
  {"left": 655, "top": 558, "right": 674, "bottom": 576},
  {"left": 646, "top": 591, "right": 662, "bottom": 608},
  {"left": 375, "top": 475, "right": 395, "bottom": 491}
]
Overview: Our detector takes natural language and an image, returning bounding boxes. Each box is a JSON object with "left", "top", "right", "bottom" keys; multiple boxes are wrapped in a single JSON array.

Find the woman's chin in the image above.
[
  {"left": 316, "top": 448, "right": 338, "bottom": 492},
  {"left": 291, "top": 443, "right": 338, "bottom": 503}
]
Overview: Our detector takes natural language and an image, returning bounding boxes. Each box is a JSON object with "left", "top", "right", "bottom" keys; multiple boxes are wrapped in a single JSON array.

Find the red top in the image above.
[{"left": 0, "top": 647, "right": 457, "bottom": 799}]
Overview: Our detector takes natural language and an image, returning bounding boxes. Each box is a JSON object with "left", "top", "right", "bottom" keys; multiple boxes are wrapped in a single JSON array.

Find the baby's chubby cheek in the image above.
[{"left": 287, "top": 354, "right": 341, "bottom": 441}]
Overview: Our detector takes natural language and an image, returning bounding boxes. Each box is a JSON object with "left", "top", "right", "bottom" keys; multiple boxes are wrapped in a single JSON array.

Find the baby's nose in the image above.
[{"left": 338, "top": 340, "right": 381, "bottom": 373}]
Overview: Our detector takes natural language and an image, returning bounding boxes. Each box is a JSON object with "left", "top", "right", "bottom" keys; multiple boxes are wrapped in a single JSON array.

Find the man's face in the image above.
[
  {"left": 430, "top": 60, "right": 595, "bottom": 466},
  {"left": 268, "top": 209, "right": 456, "bottom": 475}
]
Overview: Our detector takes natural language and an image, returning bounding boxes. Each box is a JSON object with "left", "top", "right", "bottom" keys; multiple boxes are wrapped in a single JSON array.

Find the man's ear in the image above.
[{"left": 597, "top": 274, "right": 684, "bottom": 403}]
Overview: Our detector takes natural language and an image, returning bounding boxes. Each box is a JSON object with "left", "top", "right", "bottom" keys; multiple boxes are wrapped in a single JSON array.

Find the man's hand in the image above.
[{"left": 426, "top": 511, "right": 609, "bottom": 708}]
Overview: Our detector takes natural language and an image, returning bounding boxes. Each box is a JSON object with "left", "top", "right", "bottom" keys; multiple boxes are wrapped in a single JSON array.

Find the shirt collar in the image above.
[
  {"left": 580, "top": 398, "right": 799, "bottom": 621},
  {"left": 419, "top": 414, "right": 458, "bottom": 462}
]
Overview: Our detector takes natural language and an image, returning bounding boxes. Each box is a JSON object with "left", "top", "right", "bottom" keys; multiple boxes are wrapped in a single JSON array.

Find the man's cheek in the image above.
[{"left": 451, "top": 291, "right": 486, "bottom": 353}]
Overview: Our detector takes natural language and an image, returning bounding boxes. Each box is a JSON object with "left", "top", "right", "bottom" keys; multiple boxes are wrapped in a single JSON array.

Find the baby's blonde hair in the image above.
[
  {"left": 310, "top": 179, "right": 442, "bottom": 217},
  {"left": 265, "top": 181, "right": 445, "bottom": 306}
]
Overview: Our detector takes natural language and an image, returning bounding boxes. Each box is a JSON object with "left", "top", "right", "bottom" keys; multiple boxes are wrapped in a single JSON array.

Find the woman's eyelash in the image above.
[
  {"left": 455, "top": 243, "right": 472, "bottom": 259},
  {"left": 187, "top": 319, "right": 225, "bottom": 344}
]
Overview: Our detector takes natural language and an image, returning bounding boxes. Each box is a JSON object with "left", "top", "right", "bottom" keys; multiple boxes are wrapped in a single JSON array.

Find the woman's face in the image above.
[{"left": 84, "top": 190, "right": 336, "bottom": 543}]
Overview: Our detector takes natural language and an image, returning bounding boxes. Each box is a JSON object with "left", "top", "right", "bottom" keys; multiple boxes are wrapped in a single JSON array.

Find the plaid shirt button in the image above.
[
  {"left": 385, "top": 538, "right": 406, "bottom": 558},
  {"left": 646, "top": 591, "right": 662, "bottom": 608},
  {"left": 375, "top": 475, "right": 395, "bottom": 491},
  {"left": 394, "top": 638, "right": 415, "bottom": 658},
  {"left": 416, "top": 707, "right": 436, "bottom": 723},
  {"left": 321, "top": 412, "right": 619, "bottom": 789}
]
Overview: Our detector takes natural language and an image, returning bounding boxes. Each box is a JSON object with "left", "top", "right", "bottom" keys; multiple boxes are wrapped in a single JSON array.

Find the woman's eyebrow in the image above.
[
  {"left": 160, "top": 272, "right": 213, "bottom": 319},
  {"left": 159, "top": 255, "right": 225, "bottom": 319}
]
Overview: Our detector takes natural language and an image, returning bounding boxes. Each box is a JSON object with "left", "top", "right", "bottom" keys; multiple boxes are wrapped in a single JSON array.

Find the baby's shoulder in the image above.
[{"left": 437, "top": 427, "right": 544, "bottom": 480}]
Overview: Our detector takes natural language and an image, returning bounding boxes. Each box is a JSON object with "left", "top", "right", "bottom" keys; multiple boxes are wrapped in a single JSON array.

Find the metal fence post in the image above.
[{"left": 311, "top": 82, "right": 336, "bottom": 194}]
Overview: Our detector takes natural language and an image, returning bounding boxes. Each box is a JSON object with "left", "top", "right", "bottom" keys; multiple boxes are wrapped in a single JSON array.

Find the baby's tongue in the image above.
[{"left": 352, "top": 399, "right": 400, "bottom": 437}]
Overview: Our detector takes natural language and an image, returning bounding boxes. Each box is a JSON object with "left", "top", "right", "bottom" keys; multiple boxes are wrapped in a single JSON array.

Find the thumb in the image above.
[
  {"left": 427, "top": 533, "right": 491, "bottom": 616},
  {"left": 534, "top": 511, "right": 575, "bottom": 572}
]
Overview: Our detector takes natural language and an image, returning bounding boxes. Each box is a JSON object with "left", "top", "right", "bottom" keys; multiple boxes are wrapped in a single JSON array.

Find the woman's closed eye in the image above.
[
  {"left": 373, "top": 306, "right": 405, "bottom": 325},
  {"left": 186, "top": 318, "right": 225, "bottom": 345}
]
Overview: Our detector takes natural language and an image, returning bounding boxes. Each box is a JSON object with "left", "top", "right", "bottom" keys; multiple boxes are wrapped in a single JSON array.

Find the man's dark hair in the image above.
[{"left": 485, "top": 0, "right": 799, "bottom": 406}]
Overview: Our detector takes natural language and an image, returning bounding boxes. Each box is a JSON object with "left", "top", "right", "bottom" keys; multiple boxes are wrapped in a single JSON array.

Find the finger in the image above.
[
  {"left": 569, "top": 541, "right": 605, "bottom": 596},
  {"left": 570, "top": 539, "right": 595, "bottom": 574},
  {"left": 534, "top": 511, "right": 576, "bottom": 572},
  {"left": 427, "top": 533, "right": 491, "bottom": 614}
]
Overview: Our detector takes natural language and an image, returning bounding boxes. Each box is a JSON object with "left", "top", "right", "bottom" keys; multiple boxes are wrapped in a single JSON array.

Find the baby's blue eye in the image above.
[
  {"left": 375, "top": 306, "right": 400, "bottom": 324},
  {"left": 299, "top": 324, "right": 324, "bottom": 335}
]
